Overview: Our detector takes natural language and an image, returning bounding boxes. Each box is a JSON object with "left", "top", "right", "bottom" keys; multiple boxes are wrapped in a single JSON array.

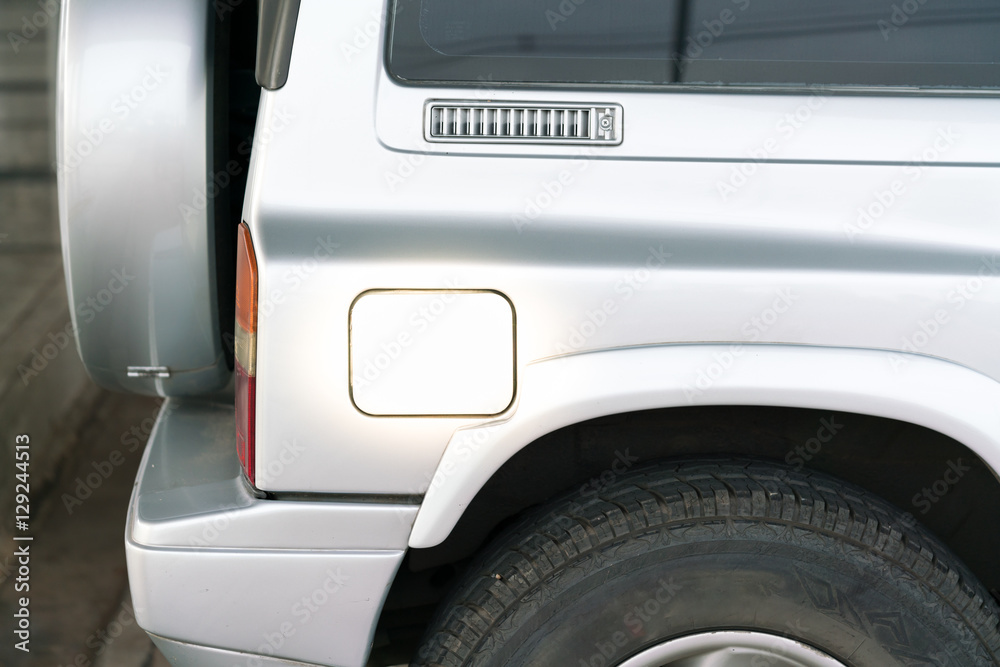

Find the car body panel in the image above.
[
  {"left": 149, "top": 633, "right": 329, "bottom": 667},
  {"left": 125, "top": 397, "right": 412, "bottom": 665},
  {"left": 377, "top": 76, "right": 1000, "bottom": 165},
  {"left": 245, "top": 0, "right": 1000, "bottom": 500},
  {"left": 408, "top": 344, "right": 1000, "bottom": 547}
]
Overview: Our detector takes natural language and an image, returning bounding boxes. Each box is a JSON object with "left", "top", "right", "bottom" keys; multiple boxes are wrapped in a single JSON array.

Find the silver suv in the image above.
[{"left": 59, "top": 0, "right": 1000, "bottom": 665}]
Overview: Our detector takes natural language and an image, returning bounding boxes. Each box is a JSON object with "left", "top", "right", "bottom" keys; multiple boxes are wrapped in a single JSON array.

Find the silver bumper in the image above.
[{"left": 125, "top": 398, "right": 415, "bottom": 667}]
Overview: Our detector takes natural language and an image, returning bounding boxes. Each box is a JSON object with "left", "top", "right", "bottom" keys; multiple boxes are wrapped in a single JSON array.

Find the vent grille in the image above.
[{"left": 425, "top": 103, "right": 622, "bottom": 145}]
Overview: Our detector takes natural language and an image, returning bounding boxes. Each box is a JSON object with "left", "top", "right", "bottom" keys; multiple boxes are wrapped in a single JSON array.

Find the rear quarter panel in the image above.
[{"left": 245, "top": 1, "right": 1000, "bottom": 511}]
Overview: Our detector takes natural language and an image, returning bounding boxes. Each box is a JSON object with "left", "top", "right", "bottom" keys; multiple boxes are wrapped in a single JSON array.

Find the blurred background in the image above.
[{"left": 0, "top": 1, "right": 167, "bottom": 664}]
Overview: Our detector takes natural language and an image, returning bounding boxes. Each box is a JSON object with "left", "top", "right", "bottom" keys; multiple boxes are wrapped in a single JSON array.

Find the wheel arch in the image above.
[{"left": 404, "top": 344, "right": 1000, "bottom": 592}]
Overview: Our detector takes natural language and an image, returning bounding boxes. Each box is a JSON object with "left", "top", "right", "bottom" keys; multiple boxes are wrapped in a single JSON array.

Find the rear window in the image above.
[{"left": 387, "top": 0, "right": 1000, "bottom": 89}]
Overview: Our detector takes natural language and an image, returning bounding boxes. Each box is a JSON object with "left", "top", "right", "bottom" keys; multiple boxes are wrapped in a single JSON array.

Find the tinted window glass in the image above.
[
  {"left": 388, "top": 0, "right": 1000, "bottom": 88},
  {"left": 419, "top": 1, "right": 679, "bottom": 60}
]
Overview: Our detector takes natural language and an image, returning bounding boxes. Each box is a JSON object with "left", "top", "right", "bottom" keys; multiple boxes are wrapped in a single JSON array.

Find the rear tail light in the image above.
[{"left": 235, "top": 222, "right": 258, "bottom": 485}]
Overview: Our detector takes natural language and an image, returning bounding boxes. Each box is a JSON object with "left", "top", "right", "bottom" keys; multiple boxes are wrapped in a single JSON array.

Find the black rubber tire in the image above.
[{"left": 412, "top": 459, "right": 1000, "bottom": 667}]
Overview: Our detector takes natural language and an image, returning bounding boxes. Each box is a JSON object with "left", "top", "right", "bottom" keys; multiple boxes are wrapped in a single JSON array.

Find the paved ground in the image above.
[
  {"left": 0, "top": 391, "right": 167, "bottom": 667},
  {"left": 0, "top": 1, "right": 169, "bottom": 664}
]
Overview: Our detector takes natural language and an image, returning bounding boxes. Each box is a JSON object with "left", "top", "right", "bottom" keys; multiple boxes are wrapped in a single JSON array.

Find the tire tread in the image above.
[{"left": 413, "top": 459, "right": 1000, "bottom": 666}]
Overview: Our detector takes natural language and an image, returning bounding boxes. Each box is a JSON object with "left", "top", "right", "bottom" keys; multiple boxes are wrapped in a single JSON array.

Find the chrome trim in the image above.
[
  {"left": 424, "top": 101, "right": 622, "bottom": 144},
  {"left": 127, "top": 366, "right": 172, "bottom": 378}
]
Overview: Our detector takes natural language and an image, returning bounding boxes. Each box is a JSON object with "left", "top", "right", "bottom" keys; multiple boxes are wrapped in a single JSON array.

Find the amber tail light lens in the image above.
[{"left": 235, "top": 222, "right": 258, "bottom": 485}]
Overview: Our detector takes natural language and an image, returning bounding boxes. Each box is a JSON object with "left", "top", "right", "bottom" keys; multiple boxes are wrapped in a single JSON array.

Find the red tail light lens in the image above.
[{"left": 235, "top": 222, "right": 258, "bottom": 485}]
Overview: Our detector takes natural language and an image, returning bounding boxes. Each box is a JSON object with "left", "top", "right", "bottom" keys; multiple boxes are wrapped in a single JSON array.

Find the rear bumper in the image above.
[{"left": 125, "top": 397, "right": 416, "bottom": 667}]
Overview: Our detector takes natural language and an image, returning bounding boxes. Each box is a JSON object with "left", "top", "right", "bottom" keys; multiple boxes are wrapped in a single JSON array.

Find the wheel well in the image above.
[
  {"left": 368, "top": 405, "right": 1000, "bottom": 664},
  {"left": 212, "top": 1, "right": 261, "bottom": 371}
]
